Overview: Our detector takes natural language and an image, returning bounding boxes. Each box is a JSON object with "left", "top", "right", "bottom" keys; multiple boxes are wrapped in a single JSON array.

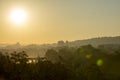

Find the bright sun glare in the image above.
[{"left": 10, "top": 8, "right": 27, "bottom": 24}]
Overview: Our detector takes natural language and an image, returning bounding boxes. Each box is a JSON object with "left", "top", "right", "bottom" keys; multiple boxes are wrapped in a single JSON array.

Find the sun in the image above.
[{"left": 10, "top": 8, "right": 27, "bottom": 24}]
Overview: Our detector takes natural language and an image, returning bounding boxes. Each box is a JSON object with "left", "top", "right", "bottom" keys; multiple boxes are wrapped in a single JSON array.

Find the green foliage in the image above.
[
  {"left": 10, "top": 51, "right": 28, "bottom": 64},
  {"left": 45, "top": 45, "right": 120, "bottom": 80},
  {"left": 0, "top": 45, "right": 120, "bottom": 80},
  {"left": 0, "top": 51, "right": 73, "bottom": 80}
]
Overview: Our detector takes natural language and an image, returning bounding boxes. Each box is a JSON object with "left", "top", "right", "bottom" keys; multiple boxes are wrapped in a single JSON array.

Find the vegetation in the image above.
[{"left": 0, "top": 45, "right": 120, "bottom": 80}]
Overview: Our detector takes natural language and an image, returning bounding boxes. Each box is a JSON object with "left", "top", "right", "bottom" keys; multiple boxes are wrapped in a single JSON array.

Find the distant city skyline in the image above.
[{"left": 0, "top": 0, "right": 120, "bottom": 44}]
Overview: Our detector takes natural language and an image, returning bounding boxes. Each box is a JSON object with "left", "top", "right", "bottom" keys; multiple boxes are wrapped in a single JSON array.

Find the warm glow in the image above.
[{"left": 10, "top": 8, "right": 27, "bottom": 24}]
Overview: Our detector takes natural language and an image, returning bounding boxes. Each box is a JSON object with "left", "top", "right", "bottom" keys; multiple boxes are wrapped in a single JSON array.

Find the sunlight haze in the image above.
[
  {"left": 0, "top": 0, "right": 120, "bottom": 44},
  {"left": 9, "top": 8, "right": 27, "bottom": 25}
]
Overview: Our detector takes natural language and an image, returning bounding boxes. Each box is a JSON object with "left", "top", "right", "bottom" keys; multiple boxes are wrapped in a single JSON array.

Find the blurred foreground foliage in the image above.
[{"left": 0, "top": 45, "right": 120, "bottom": 80}]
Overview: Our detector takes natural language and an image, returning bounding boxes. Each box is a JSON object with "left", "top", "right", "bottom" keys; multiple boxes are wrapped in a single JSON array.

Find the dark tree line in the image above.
[
  {"left": 0, "top": 45, "right": 120, "bottom": 80},
  {"left": 45, "top": 45, "right": 120, "bottom": 80},
  {"left": 0, "top": 51, "right": 73, "bottom": 80}
]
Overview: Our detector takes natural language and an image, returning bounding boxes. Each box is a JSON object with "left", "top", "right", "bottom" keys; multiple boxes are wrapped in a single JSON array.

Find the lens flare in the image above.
[{"left": 96, "top": 59, "right": 103, "bottom": 66}]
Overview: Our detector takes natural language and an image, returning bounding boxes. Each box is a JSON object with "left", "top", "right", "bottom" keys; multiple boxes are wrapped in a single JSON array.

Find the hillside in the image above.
[{"left": 68, "top": 36, "right": 120, "bottom": 47}]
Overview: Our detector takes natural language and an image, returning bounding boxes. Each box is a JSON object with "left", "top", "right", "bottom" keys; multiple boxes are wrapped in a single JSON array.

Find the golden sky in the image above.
[{"left": 0, "top": 0, "right": 120, "bottom": 44}]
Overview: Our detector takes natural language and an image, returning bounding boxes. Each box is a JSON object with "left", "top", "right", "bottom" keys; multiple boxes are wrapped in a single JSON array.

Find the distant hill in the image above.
[
  {"left": 67, "top": 36, "right": 120, "bottom": 47},
  {"left": 0, "top": 36, "right": 120, "bottom": 57}
]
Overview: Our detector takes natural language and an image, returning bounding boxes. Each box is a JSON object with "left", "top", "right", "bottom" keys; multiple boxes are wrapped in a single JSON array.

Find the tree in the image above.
[
  {"left": 57, "top": 40, "right": 65, "bottom": 46},
  {"left": 84, "top": 64, "right": 104, "bottom": 80},
  {"left": 45, "top": 49, "right": 60, "bottom": 63},
  {"left": 10, "top": 51, "right": 28, "bottom": 64}
]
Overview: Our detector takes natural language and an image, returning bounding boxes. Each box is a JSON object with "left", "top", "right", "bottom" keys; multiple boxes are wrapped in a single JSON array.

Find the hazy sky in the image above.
[{"left": 0, "top": 0, "right": 120, "bottom": 44}]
